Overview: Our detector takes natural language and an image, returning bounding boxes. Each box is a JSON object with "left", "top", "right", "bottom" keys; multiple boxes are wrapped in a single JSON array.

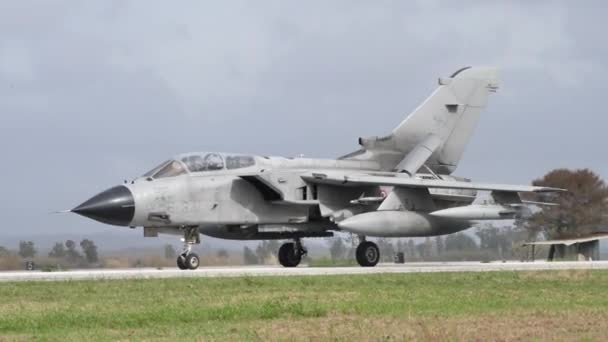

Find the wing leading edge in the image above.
[{"left": 301, "top": 171, "right": 565, "bottom": 193}]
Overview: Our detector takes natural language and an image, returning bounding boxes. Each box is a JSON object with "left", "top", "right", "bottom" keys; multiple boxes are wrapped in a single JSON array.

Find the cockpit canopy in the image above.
[{"left": 143, "top": 152, "right": 256, "bottom": 179}]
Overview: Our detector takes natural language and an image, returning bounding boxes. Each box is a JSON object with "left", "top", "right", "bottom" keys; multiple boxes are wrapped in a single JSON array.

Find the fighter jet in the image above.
[{"left": 71, "top": 66, "right": 562, "bottom": 270}]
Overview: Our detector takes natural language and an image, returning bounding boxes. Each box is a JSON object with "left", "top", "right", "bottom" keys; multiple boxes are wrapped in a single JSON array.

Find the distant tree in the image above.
[
  {"left": 444, "top": 233, "right": 478, "bottom": 252},
  {"left": 0, "top": 246, "right": 11, "bottom": 257},
  {"left": 424, "top": 237, "right": 433, "bottom": 258},
  {"left": 164, "top": 244, "right": 176, "bottom": 259},
  {"left": 396, "top": 239, "right": 405, "bottom": 253},
  {"left": 48, "top": 242, "right": 66, "bottom": 258},
  {"left": 343, "top": 234, "right": 356, "bottom": 260},
  {"left": 526, "top": 168, "right": 608, "bottom": 239},
  {"left": 476, "top": 224, "right": 500, "bottom": 252},
  {"left": 412, "top": 238, "right": 433, "bottom": 260},
  {"left": 328, "top": 238, "right": 346, "bottom": 261},
  {"left": 407, "top": 239, "right": 416, "bottom": 258},
  {"left": 65, "top": 240, "right": 82, "bottom": 262},
  {"left": 255, "top": 240, "right": 279, "bottom": 263},
  {"left": 498, "top": 217, "right": 536, "bottom": 261},
  {"left": 435, "top": 236, "right": 444, "bottom": 256},
  {"left": 415, "top": 243, "right": 425, "bottom": 259},
  {"left": 376, "top": 238, "right": 395, "bottom": 262},
  {"left": 476, "top": 224, "right": 520, "bottom": 260},
  {"left": 18, "top": 241, "right": 36, "bottom": 258},
  {"left": 217, "top": 249, "right": 229, "bottom": 258},
  {"left": 513, "top": 216, "right": 539, "bottom": 241},
  {"left": 243, "top": 246, "right": 258, "bottom": 265},
  {"left": 80, "top": 239, "right": 99, "bottom": 263},
  {"left": 497, "top": 227, "right": 519, "bottom": 260},
  {"left": 268, "top": 240, "right": 280, "bottom": 252}
]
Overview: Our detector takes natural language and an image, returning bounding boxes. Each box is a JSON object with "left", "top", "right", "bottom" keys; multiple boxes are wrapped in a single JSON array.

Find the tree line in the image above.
[
  {"left": 243, "top": 240, "right": 281, "bottom": 265},
  {"left": 0, "top": 239, "right": 99, "bottom": 265}
]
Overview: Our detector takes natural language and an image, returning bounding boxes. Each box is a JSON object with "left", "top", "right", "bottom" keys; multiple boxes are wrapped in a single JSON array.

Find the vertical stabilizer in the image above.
[{"left": 344, "top": 66, "right": 499, "bottom": 174}]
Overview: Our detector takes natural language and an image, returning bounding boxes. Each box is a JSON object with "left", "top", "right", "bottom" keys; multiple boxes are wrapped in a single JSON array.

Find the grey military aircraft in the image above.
[{"left": 71, "top": 66, "right": 562, "bottom": 269}]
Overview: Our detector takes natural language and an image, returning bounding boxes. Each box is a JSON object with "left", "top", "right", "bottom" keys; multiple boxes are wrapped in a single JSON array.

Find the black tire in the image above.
[
  {"left": 356, "top": 241, "right": 380, "bottom": 267},
  {"left": 278, "top": 243, "right": 301, "bottom": 267},
  {"left": 185, "top": 253, "right": 200, "bottom": 270},
  {"left": 177, "top": 255, "right": 188, "bottom": 270}
]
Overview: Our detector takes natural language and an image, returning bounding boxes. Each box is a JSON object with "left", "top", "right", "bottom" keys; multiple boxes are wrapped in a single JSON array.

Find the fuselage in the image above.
[
  {"left": 72, "top": 151, "right": 481, "bottom": 240},
  {"left": 128, "top": 152, "right": 380, "bottom": 227}
]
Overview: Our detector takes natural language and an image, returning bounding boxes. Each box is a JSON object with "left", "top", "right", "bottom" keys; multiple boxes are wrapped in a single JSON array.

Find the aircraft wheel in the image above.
[
  {"left": 278, "top": 243, "right": 301, "bottom": 267},
  {"left": 177, "top": 255, "right": 188, "bottom": 270},
  {"left": 184, "top": 253, "right": 200, "bottom": 270},
  {"left": 356, "top": 241, "right": 380, "bottom": 267}
]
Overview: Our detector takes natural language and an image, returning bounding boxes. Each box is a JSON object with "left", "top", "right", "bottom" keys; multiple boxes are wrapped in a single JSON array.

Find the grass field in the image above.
[{"left": 1, "top": 270, "right": 608, "bottom": 341}]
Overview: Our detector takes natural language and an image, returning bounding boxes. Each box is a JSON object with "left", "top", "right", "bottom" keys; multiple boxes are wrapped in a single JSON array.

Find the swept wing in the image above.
[{"left": 301, "top": 171, "right": 564, "bottom": 193}]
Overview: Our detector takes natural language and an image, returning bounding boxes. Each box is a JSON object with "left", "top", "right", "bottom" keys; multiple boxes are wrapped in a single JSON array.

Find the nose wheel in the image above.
[
  {"left": 177, "top": 226, "right": 201, "bottom": 270},
  {"left": 177, "top": 256, "right": 187, "bottom": 270},
  {"left": 177, "top": 252, "right": 200, "bottom": 270}
]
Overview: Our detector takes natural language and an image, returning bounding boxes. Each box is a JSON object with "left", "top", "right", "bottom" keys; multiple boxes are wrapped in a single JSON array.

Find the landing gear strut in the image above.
[
  {"left": 356, "top": 237, "right": 380, "bottom": 267},
  {"left": 278, "top": 238, "right": 307, "bottom": 267},
  {"left": 177, "top": 227, "right": 200, "bottom": 270}
]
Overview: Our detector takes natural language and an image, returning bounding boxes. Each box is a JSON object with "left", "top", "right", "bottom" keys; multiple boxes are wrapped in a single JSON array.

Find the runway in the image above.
[{"left": 2, "top": 261, "right": 608, "bottom": 282}]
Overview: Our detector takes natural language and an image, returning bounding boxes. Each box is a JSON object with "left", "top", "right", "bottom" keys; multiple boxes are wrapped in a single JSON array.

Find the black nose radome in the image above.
[{"left": 72, "top": 186, "right": 135, "bottom": 226}]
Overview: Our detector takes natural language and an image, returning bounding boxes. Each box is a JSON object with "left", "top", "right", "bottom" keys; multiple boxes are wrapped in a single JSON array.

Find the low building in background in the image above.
[{"left": 524, "top": 232, "right": 608, "bottom": 261}]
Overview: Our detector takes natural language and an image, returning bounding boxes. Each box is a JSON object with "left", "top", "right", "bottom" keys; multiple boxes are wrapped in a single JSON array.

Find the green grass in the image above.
[{"left": 1, "top": 270, "right": 608, "bottom": 340}]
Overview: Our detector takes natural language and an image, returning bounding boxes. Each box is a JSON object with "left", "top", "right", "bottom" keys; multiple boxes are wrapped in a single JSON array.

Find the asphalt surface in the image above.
[{"left": 1, "top": 261, "right": 608, "bottom": 282}]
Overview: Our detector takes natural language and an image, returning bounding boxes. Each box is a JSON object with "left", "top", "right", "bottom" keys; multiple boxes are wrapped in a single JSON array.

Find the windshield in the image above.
[
  {"left": 143, "top": 160, "right": 187, "bottom": 179},
  {"left": 142, "top": 160, "right": 170, "bottom": 177}
]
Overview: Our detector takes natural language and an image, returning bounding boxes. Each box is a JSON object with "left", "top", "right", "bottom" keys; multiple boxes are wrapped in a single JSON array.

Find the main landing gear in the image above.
[
  {"left": 276, "top": 236, "right": 380, "bottom": 267},
  {"left": 177, "top": 227, "right": 200, "bottom": 270},
  {"left": 355, "top": 237, "right": 380, "bottom": 267},
  {"left": 278, "top": 238, "right": 308, "bottom": 267}
]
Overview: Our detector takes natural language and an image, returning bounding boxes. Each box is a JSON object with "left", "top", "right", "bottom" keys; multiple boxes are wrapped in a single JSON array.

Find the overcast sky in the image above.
[{"left": 1, "top": 1, "right": 606, "bottom": 237}]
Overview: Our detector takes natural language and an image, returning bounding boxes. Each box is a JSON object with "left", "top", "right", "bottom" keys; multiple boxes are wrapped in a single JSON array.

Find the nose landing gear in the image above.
[
  {"left": 177, "top": 227, "right": 200, "bottom": 270},
  {"left": 278, "top": 238, "right": 307, "bottom": 267}
]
